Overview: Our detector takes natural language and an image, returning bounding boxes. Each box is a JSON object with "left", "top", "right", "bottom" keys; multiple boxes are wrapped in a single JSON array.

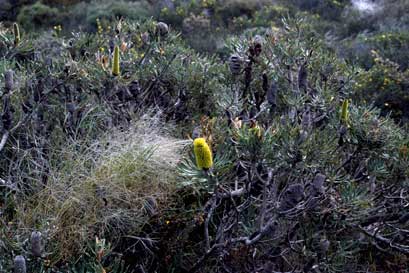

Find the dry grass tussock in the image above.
[{"left": 17, "top": 114, "right": 190, "bottom": 263}]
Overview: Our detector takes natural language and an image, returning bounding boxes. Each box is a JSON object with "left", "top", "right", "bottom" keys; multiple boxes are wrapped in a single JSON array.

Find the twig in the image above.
[
  {"left": 358, "top": 225, "right": 409, "bottom": 255},
  {"left": 259, "top": 169, "right": 273, "bottom": 229},
  {"left": 0, "top": 130, "right": 9, "bottom": 152}
]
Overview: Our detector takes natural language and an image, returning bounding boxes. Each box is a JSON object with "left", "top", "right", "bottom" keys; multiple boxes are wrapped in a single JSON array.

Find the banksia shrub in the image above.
[
  {"left": 31, "top": 231, "right": 42, "bottom": 257},
  {"left": 112, "top": 45, "right": 120, "bottom": 76},
  {"left": 193, "top": 138, "right": 213, "bottom": 170},
  {"left": 13, "top": 23, "right": 20, "bottom": 46},
  {"left": 14, "top": 256, "right": 26, "bottom": 273}
]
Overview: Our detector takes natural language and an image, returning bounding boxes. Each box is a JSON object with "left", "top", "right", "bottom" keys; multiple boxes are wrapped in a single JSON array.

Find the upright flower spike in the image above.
[
  {"left": 229, "top": 54, "right": 242, "bottom": 75},
  {"left": 13, "top": 23, "right": 20, "bottom": 47},
  {"left": 14, "top": 255, "right": 26, "bottom": 273},
  {"left": 31, "top": 231, "right": 42, "bottom": 257},
  {"left": 193, "top": 138, "right": 213, "bottom": 170},
  {"left": 112, "top": 45, "right": 120, "bottom": 76},
  {"left": 156, "top": 22, "right": 169, "bottom": 37},
  {"left": 341, "top": 99, "right": 349, "bottom": 125},
  {"left": 5, "top": 70, "right": 14, "bottom": 92}
]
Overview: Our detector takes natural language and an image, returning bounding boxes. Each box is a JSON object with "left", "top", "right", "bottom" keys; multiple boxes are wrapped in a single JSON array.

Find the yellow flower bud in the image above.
[
  {"left": 341, "top": 99, "right": 349, "bottom": 125},
  {"left": 193, "top": 138, "right": 213, "bottom": 170},
  {"left": 112, "top": 45, "right": 120, "bottom": 76},
  {"left": 13, "top": 23, "right": 20, "bottom": 46}
]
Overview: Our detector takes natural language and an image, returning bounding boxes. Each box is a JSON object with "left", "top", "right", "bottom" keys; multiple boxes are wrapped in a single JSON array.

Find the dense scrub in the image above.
[{"left": 0, "top": 6, "right": 408, "bottom": 273}]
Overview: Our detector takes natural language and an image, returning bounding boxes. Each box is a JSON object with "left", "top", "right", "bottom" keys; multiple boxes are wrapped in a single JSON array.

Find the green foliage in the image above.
[
  {"left": 286, "top": 0, "right": 349, "bottom": 21},
  {"left": 17, "top": 2, "right": 61, "bottom": 30},
  {"left": 216, "top": 0, "right": 272, "bottom": 20},
  {"left": 0, "top": 19, "right": 228, "bottom": 270},
  {"left": 341, "top": 31, "right": 409, "bottom": 70},
  {"left": 353, "top": 50, "right": 409, "bottom": 121},
  {"left": 42, "top": 0, "right": 83, "bottom": 6},
  {"left": 174, "top": 16, "right": 409, "bottom": 272},
  {"left": 84, "top": 0, "right": 152, "bottom": 29}
]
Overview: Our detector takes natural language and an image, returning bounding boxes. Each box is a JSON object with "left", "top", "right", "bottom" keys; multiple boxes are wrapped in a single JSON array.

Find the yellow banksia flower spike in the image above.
[
  {"left": 13, "top": 23, "right": 20, "bottom": 47},
  {"left": 341, "top": 99, "right": 349, "bottom": 125},
  {"left": 193, "top": 138, "right": 213, "bottom": 170},
  {"left": 112, "top": 45, "right": 120, "bottom": 76}
]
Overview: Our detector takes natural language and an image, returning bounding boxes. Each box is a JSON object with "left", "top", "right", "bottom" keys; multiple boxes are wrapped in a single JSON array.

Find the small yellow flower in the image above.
[
  {"left": 159, "top": 47, "right": 165, "bottom": 55},
  {"left": 44, "top": 259, "right": 51, "bottom": 267},
  {"left": 193, "top": 138, "right": 213, "bottom": 170},
  {"left": 101, "top": 55, "right": 109, "bottom": 69},
  {"left": 232, "top": 117, "right": 242, "bottom": 129},
  {"left": 120, "top": 41, "right": 127, "bottom": 52}
]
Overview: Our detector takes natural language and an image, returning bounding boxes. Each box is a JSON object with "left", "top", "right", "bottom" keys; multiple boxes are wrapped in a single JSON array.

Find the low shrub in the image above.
[
  {"left": 17, "top": 1, "right": 62, "bottom": 30},
  {"left": 353, "top": 50, "right": 409, "bottom": 122},
  {"left": 85, "top": 0, "right": 152, "bottom": 29}
]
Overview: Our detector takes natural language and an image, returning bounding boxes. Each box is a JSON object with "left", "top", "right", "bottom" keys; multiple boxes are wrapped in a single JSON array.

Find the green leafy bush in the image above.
[
  {"left": 0, "top": 18, "right": 227, "bottom": 269},
  {"left": 85, "top": 0, "right": 152, "bottom": 29},
  {"left": 341, "top": 31, "right": 409, "bottom": 70},
  {"left": 17, "top": 1, "right": 61, "bottom": 30},
  {"left": 353, "top": 50, "right": 409, "bottom": 122},
  {"left": 287, "top": 0, "right": 349, "bottom": 21},
  {"left": 216, "top": 0, "right": 272, "bottom": 21},
  {"left": 175, "top": 17, "right": 409, "bottom": 272},
  {"left": 0, "top": 0, "right": 35, "bottom": 21}
]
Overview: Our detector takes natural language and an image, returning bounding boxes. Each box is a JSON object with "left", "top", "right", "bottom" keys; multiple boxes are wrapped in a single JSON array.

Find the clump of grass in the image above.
[{"left": 18, "top": 114, "right": 189, "bottom": 263}]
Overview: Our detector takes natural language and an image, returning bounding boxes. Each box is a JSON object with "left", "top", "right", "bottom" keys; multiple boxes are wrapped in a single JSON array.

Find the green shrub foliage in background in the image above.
[{"left": 17, "top": 2, "right": 61, "bottom": 30}]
